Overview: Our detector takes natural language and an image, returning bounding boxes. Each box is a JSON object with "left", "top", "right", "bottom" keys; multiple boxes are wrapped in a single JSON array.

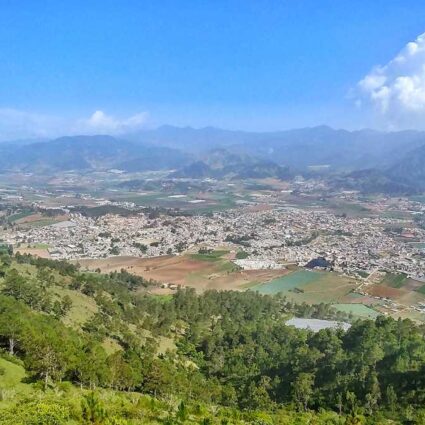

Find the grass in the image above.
[
  {"left": 333, "top": 303, "right": 379, "bottom": 319},
  {"left": 189, "top": 250, "right": 229, "bottom": 262},
  {"left": 151, "top": 294, "right": 173, "bottom": 303},
  {"left": 415, "top": 285, "right": 425, "bottom": 295},
  {"left": 251, "top": 270, "right": 323, "bottom": 295},
  {"left": 236, "top": 250, "right": 249, "bottom": 259},
  {"left": 216, "top": 261, "right": 239, "bottom": 273},
  {"left": 0, "top": 357, "right": 31, "bottom": 408},
  {"left": 0, "top": 357, "right": 26, "bottom": 388},
  {"left": 251, "top": 269, "right": 358, "bottom": 305},
  {"left": 381, "top": 272, "right": 408, "bottom": 288},
  {"left": 54, "top": 287, "right": 99, "bottom": 328},
  {"left": 356, "top": 270, "right": 369, "bottom": 279},
  {"left": 7, "top": 210, "right": 33, "bottom": 222}
]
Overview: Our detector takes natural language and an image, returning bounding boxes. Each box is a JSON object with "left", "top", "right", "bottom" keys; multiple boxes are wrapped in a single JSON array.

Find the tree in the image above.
[
  {"left": 81, "top": 392, "right": 108, "bottom": 424},
  {"left": 107, "top": 351, "right": 141, "bottom": 391},
  {"left": 1, "top": 269, "right": 51, "bottom": 312},
  {"left": 22, "top": 317, "right": 79, "bottom": 388},
  {"left": 242, "top": 377, "right": 273, "bottom": 411},
  {"left": 75, "top": 342, "right": 110, "bottom": 389},
  {"left": 0, "top": 295, "right": 28, "bottom": 355},
  {"left": 385, "top": 384, "right": 397, "bottom": 413},
  {"left": 292, "top": 373, "right": 314, "bottom": 411}
]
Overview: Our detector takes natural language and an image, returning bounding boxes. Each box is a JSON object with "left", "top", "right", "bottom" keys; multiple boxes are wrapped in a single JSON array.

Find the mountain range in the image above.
[
  {"left": 127, "top": 125, "right": 425, "bottom": 170},
  {"left": 1, "top": 126, "right": 425, "bottom": 193},
  {"left": 0, "top": 135, "right": 190, "bottom": 173},
  {"left": 170, "top": 149, "right": 293, "bottom": 180}
]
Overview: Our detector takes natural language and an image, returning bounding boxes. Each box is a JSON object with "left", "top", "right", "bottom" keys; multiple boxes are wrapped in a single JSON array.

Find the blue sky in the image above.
[{"left": 1, "top": 0, "right": 425, "bottom": 137}]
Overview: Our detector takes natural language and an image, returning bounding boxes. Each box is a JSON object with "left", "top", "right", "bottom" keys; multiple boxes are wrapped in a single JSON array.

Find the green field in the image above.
[
  {"left": 381, "top": 272, "right": 408, "bottom": 288},
  {"left": 252, "top": 270, "right": 321, "bottom": 295},
  {"left": 0, "top": 357, "right": 31, "bottom": 407},
  {"left": 0, "top": 357, "right": 26, "bottom": 388},
  {"left": 333, "top": 303, "right": 379, "bottom": 319},
  {"left": 189, "top": 250, "right": 229, "bottom": 262},
  {"left": 7, "top": 210, "right": 34, "bottom": 222},
  {"left": 415, "top": 285, "right": 425, "bottom": 295},
  {"left": 251, "top": 269, "right": 361, "bottom": 306}
]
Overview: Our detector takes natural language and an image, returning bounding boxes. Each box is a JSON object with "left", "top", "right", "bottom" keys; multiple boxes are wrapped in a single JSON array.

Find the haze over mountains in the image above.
[{"left": 1, "top": 125, "right": 425, "bottom": 193}]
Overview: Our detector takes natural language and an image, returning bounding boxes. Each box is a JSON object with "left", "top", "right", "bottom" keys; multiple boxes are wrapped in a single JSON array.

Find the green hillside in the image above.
[{"left": 1, "top": 252, "right": 425, "bottom": 423}]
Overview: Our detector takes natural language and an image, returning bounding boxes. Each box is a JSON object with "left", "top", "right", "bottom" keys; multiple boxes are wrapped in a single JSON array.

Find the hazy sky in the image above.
[{"left": 1, "top": 0, "right": 425, "bottom": 138}]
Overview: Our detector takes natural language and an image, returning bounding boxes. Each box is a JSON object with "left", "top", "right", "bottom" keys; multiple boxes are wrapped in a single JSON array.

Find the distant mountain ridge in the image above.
[
  {"left": 1, "top": 127, "right": 425, "bottom": 193},
  {"left": 170, "top": 149, "right": 293, "bottom": 180},
  {"left": 0, "top": 135, "right": 191, "bottom": 173},
  {"left": 387, "top": 144, "right": 425, "bottom": 190},
  {"left": 126, "top": 125, "right": 425, "bottom": 171}
]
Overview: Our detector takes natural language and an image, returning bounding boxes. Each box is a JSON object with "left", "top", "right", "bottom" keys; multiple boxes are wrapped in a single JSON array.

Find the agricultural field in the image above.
[
  {"left": 251, "top": 269, "right": 359, "bottom": 304},
  {"left": 11, "top": 212, "right": 69, "bottom": 229},
  {"left": 7, "top": 210, "right": 34, "bottom": 223},
  {"left": 380, "top": 272, "right": 408, "bottom": 288},
  {"left": 333, "top": 303, "right": 379, "bottom": 319},
  {"left": 79, "top": 252, "right": 288, "bottom": 292},
  {"left": 15, "top": 244, "right": 51, "bottom": 258},
  {"left": 107, "top": 189, "right": 239, "bottom": 213},
  {"left": 364, "top": 276, "right": 425, "bottom": 305},
  {"left": 251, "top": 269, "right": 384, "bottom": 319}
]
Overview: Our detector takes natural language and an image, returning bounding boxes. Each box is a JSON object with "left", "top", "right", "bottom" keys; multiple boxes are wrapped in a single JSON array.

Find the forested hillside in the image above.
[{"left": 1, "top": 252, "right": 425, "bottom": 423}]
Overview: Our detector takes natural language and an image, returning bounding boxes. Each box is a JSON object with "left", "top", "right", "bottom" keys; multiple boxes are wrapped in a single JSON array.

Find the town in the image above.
[{"left": 4, "top": 194, "right": 425, "bottom": 281}]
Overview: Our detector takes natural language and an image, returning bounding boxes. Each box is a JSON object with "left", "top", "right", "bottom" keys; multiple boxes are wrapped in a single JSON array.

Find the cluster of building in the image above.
[{"left": 5, "top": 201, "right": 425, "bottom": 280}]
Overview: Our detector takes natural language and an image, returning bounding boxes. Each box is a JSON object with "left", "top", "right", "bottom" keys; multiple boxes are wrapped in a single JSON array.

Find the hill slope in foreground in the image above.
[{"left": 1, "top": 252, "right": 425, "bottom": 424}]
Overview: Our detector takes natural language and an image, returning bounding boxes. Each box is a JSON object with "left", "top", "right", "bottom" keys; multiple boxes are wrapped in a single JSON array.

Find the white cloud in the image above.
[
  {"left": 357, "top": 32, "right": 425, "bottom": 128},
  {"left": 76, "top": 110, "right": 149, "bottom": 134},
  {"left": 0, "top": 109, "right": 149, "bottom": 141}
]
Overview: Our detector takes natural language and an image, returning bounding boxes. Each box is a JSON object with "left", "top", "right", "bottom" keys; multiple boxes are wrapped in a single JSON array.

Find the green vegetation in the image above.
[
  {"left": 333, "top": 303, "right": 379, "bottom": 319},
  {"left": 7, "top": 209, "right": 34, "bottom": 222},
  {"left": 235, "top": 250, "right": 249, "bottom": 259},
  {"left": 1, "top": 252, "right": 425, "bottom": 423},
  {"left": 381, "top": 272, "right": 408, "bottom": 288},
  {"left": 190, "top": 249, "right": 228, "bottom": 262},
  {"left": 356, "top": 270, "right": 369, "bottom": 279},
  {"left": 0, "top": 357, "right": 26, "bottom": 388},
  {"left": 252, "top": 270, "right": 321, "bottom": 294}
]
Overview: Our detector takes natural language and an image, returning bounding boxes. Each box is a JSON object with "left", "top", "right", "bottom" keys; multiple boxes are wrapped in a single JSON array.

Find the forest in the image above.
[{"left": 1, "top": 252, "right": 425, "bottom": 424}]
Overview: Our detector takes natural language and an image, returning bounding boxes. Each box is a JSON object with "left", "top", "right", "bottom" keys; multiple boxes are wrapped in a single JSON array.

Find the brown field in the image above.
[
  {"left": 16, "top": 213, "right": 69, "bottom": 225},
  {"left": 15, "top": 247, "right": 51, "bottom": 258},
  {"left": 78, "top": 255, "right": 288, "bottom": 291},
  {"left": 364, "top": 284, "right": 406, "bottom": 299},
  {"left": 398, "top": 291, "right": 425, "bottom": 306},
  {"left": 404, "top": 278, "right": 425, "bottom": 292},
  {"left": 363, "top": 283, "right": 425, "bottom": 307},
  {"left": 15, "top": 213, "right": 44, "bottom": 224}
]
